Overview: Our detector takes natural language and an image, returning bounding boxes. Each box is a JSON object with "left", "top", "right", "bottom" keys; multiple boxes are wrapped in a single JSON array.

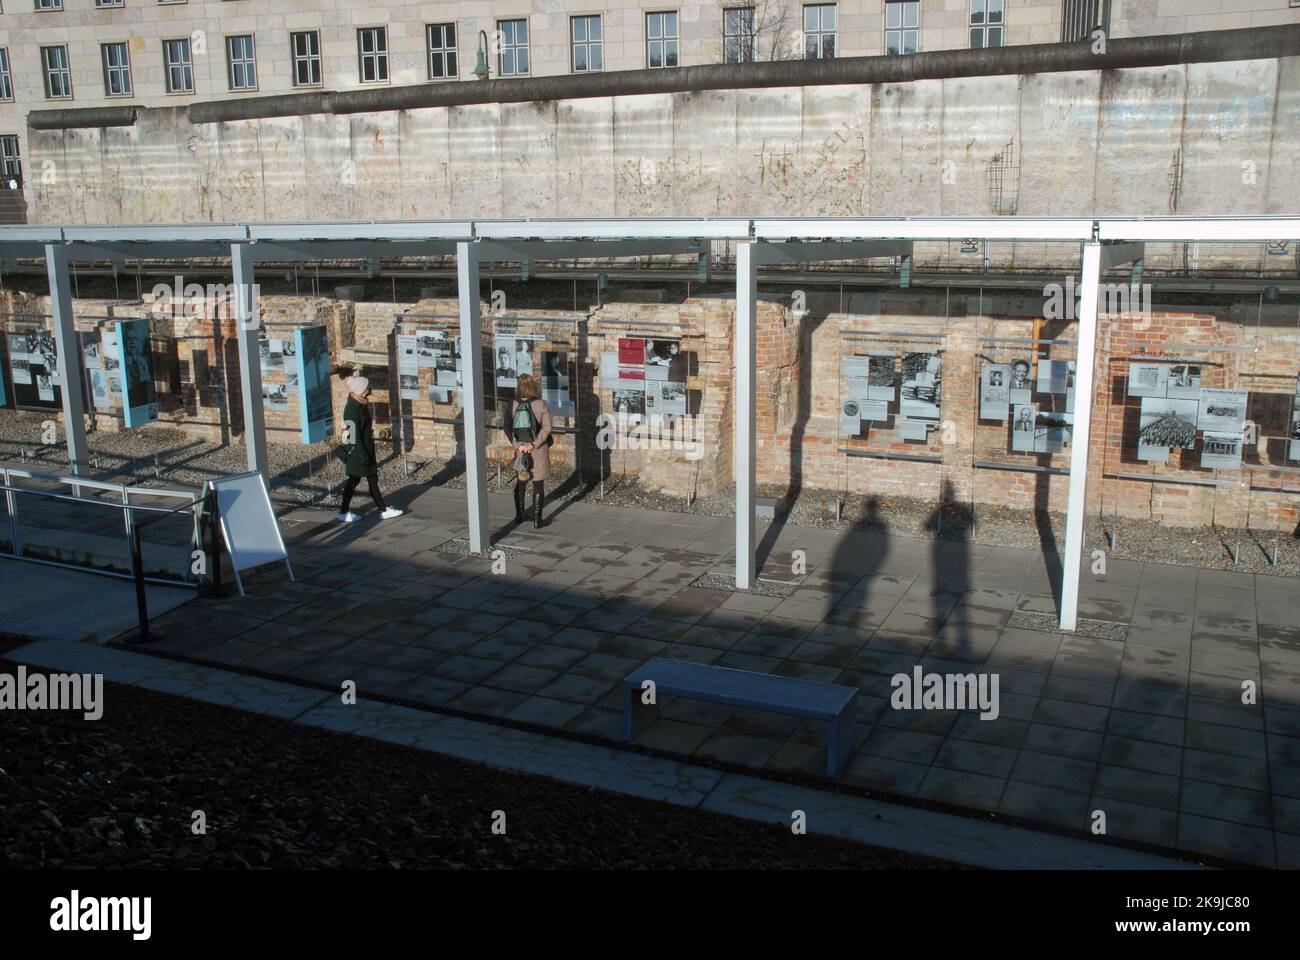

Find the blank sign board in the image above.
[{"left": 208, "top": 472, "right": 294, "bottom": 595}]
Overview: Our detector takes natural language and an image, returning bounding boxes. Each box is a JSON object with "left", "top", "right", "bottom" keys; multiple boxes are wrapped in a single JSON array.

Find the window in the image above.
[
  {"left": 427, "top": 22, "right": 457, "bottom": 80},
  {"left": 969, "top": 0, "right": 1003, "bottom": 48},
  {"left": 96, "top": 0, "right": 124, "bottom": 7},
  {"left": 41, "top": 46, "right": 72, "bottom": 99},
  {"left": 885, "top": 1, "right": 919, "bottom": 55},
  {"left": 101, "top": 41, "right": 132, "bottom": 96},
  {"left": 571, "top": 15, "right": 603, "bottom": 73},
  {"left": 1, "top": 135, "right": 21, "bottom": 188},
  {"left": 647, "top": 11, "right": 678, "bottom": 68},
  {"left": 357, "top": 27, "right": 388, "bottom": 83},
  {"left": 497, "top": 19, "right": 528, "bottom": 77},
  {"left": 723, "top": 7, "right": 755, "bottom": 64},
  {"left": 0, "top": 49, "right": 12, "bottom": 102},
  {"left": 1061, "top": 0, "right": 1109, "bottom": 42},
  {"left": 227, "top": 35, "right": 257, "bottom": 90},
  {"left": 35, "top": 0, "right": 62, "bottom": 9},
  {"left": 291, "top": 30, "right": 321, "bottom": 87},
  {"left": 163, "top": 38, "right": 193, "bottom": 93},
  {"left": 803, "top": 4, "right": 836, "bottom": 59}
]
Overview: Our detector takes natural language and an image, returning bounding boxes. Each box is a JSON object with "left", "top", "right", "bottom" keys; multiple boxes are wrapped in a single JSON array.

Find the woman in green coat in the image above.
[{"left": 337, "top": 375, "right": 403, "bottom": 523}]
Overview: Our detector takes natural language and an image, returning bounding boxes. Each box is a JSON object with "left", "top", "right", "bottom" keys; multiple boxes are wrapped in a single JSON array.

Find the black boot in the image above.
[
  {"left": 533, "top": 488, "right": 548, "bottom": 529},
  {"left": 513, "top": 482, "right": 528, "bottom": 523}
]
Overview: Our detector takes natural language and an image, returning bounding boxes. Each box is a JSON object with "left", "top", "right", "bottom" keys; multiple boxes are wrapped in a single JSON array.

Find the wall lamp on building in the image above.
[{"left": 474, "top": 31, "right": 491, "bottom": 81}]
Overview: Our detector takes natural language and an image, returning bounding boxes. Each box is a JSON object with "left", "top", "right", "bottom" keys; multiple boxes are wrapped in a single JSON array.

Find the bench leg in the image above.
[
  {"left": 624, "top": 682, "right": 659, "bottom": 742},
  {"left": 826, "top": 696, "right": 857, "bottom": 779}
]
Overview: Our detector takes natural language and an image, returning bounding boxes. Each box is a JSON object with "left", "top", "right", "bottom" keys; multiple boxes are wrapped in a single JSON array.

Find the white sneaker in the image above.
[
  {"left": 337, "top": 512, "right": 360, "bottom": 523},
  {"left": 380, "top": 507, "right": 404, "bottom": 520}
]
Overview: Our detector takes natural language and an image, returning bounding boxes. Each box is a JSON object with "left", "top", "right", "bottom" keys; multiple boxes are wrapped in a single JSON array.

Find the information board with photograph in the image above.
[
  {"left": 7, "top": 329, "right": 61, "bottom": 410},
  {"left": 116, "top": 318, "right": 158, "bottom": 428},
  {"left": 295, "top": 326, "right": 333, "bottom": 444},
  {"left": 980, "top": 363, "right": 1010, "bottom": 421}
]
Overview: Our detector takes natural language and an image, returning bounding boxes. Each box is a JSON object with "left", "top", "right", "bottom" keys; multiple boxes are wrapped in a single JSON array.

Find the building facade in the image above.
[{"left": 0, "top": 2, "right": 1296, "bottom": 115}]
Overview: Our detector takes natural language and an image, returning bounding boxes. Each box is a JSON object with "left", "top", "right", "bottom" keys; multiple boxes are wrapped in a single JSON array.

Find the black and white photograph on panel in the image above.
[
  {"left": 1201, "top": 431, "right": 1244, "bottom": 470},
  {"left": 980, "top": 363, "right": 1010, "bottom": 421},
  {"left": 900, "top": 352, "right": 941, "bottom": 420},
  {"left": 1166, "top": 363, "right": 1202, "bottom": 399},
  {"left": 495, "top": 338, "right": 520, "bottom": 390},
  {"left": 101, "top": 329, "right": 120, "bottom": 384},
  {"left": 613, "top": 388, "right": 645, "bottom": 421},
  {"left": 644, "top": 339, "right": 681, "bottom": 382},
  {"left": 1196, "top": 388, "right": 1248, "bottom": 433},
  {"left": 867, "top": 353, "right": 897, "bottom": 401},
  {"left": 1138, "top": 396, "right": 1198, "bottom": 460},
  {"left": 435, "top": 336, "right": 460, "bottom": 386},
  {"left": 263, "top": 381, "right": 289, "bottom": 411},
  {"left": 660, "top": 380, "right": 687, "bottom": 415},
  {"left": 1009, "top": 358, "right": 1033, "bottom": 405},
  {"left": 1033, "top": 411, "right": 1072, "bottom": 453},
  {"left": 416, "top": 330, "right": 446, "bottom": 365},
  {"left": 542, "top": 351, "right": 575, "bottom": 416},
  {"left": 840, "top": 399, "right": 862, "bottom": 437},
  {"left": 1011, "top": 403, "right": 1036, "bottom": 452}
]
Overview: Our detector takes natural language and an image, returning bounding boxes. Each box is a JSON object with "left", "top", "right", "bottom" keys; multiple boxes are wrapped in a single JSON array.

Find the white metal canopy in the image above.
[{"left": 2, "top": 215, "right": 1294, "bottom": 634}]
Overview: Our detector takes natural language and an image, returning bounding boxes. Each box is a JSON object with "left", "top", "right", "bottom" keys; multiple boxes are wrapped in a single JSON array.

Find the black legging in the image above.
[
  {"left": 515, "top": 479, "right": 544, "bottom": 498},
  {"left": 341, "top": 474, "right": 387, "bottom": 512}
]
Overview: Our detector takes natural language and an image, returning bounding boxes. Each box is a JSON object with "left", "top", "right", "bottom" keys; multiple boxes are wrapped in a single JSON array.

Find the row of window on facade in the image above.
[{"left": 0, "top": 2, "right": 1023, "bottom": 100}]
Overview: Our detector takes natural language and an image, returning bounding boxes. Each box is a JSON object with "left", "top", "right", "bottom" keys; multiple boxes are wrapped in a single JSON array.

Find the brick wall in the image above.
[{"left": 6, "top": 285, "right": 1300, "bottom": 530}]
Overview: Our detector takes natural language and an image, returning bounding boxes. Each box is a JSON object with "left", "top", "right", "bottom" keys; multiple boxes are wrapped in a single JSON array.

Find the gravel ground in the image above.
[
  {"left": 5, "top": 408, "right": 1298, "bottom": 577},
  {"left": 0, "top": 639, "right": 956, "bottom": 870}
]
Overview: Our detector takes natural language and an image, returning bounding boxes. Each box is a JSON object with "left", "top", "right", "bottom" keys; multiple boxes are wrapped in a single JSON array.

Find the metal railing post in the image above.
[
  {"left": 124, "top": 518, "right": 153, "bottom": 644},
  {"left": 3, "top": 468, "right": 20, "bottom": 556}
]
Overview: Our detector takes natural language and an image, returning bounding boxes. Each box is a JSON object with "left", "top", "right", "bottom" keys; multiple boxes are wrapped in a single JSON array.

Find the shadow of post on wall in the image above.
[{"left": 756, "top": 290, "right": 828, "bottom": 579}]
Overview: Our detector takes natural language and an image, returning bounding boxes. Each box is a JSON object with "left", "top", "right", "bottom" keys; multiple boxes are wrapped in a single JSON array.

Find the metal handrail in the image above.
[
  {"left": 2, "top": 466, "right": 197, "bottom": 500},
  {"left": 0, "top": 482, "right": 195, "bottom": 514},
  {"left": 1, "top": 474, "right": 205, "bottom": 586},
  {"left": 0, "top": 471, "right": 224, "bottom": 645}
]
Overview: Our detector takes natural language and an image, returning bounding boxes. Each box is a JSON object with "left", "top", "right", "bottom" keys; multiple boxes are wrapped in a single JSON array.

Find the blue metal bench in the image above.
[{"left": 623, "top": 658, "right": 859, "bottom": 778}]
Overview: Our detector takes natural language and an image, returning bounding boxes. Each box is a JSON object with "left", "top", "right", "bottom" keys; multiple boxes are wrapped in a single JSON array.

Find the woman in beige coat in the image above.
[{"left": 507, "top": 373, "right": 553, "bottom": 528}]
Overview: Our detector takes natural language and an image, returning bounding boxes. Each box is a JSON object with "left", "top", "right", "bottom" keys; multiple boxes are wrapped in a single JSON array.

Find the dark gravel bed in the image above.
[
  {"left": 0, "top": 641, "right": 957, "bottom": 870},
  {"left": 6, "top": 408, "right": 1298, "bottom": 577}
]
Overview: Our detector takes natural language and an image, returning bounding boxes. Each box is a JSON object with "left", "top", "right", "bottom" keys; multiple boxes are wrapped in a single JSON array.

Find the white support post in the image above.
[
  {"left": 735, "top": 242, "right": 758, "bottom": 590},
  {"left": 44, "top": 243, "right": 89, "bottom": 477},
  {"left": 457, "top": 241, "right": 490, "bottom": 555},
  {"left": 1059, "top": 241, "right": 1102, "bottom": 632},
  {"left": 231, "top": 243, "right": 268, "bottom": 477}
]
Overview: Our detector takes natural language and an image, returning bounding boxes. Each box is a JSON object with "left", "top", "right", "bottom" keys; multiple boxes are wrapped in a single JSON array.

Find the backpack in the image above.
[{"left": 512, "top": 400, "right": 552, "bottom": 446}]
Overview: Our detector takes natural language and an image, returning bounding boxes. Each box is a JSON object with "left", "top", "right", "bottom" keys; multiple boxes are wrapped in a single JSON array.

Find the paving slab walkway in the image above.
[
  {"left": 123, "top": 483, "right": 1300, "bottom": 867},
  {"left": 6, "top": 636, "right": 1197, "bottom": 870}
]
